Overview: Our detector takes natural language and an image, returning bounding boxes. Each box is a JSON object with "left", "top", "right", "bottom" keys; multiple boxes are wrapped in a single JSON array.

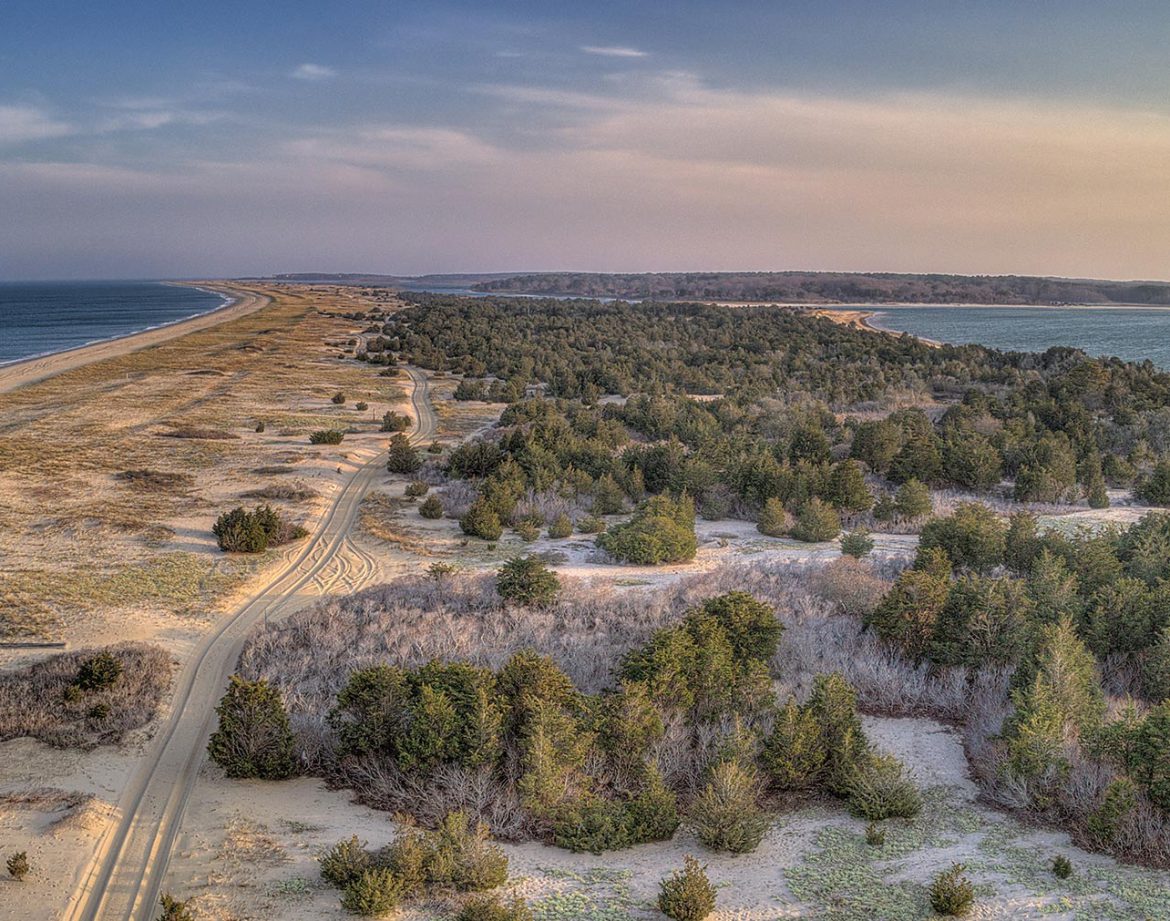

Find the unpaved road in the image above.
[
  {"left": 0, "top": 284, "right": 271, "bottom": 394},
  {"left": 63, "top": 366, "right": 436, "bottom": 921}
]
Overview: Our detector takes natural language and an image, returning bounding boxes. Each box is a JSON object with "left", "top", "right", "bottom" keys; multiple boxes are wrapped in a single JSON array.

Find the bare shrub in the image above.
[
  {"left": 114, "top": 469, "right": 194, "bottom": 492},
  {"left": 0, "top": 643, "right": 173, "bottom": 748},
  {"left": 159, "top": 426, "right": 238, "bottom": 440},
  {"left": 241, "top": 483, "right": 318, "bottom": 502},
  {"left": 441, "top": 480, "right": 479, "bottom": 519},
  {"left": 809, "top": 557, "right": 890, "bottom": 618}
]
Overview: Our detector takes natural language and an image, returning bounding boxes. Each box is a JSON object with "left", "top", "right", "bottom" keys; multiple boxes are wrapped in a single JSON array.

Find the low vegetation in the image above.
[
  {"left": 0, "top": 644, "right": 172, "bottom": 748},
  {"left": 310, "top": 429, "right": 345, "bottom": 445},
  {"left": 657, "top": 855, "right": 715, "bottom": 921}
]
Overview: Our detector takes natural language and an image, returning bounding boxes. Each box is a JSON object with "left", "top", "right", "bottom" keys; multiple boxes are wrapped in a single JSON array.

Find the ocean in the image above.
[
  {"left": 853, "top": 305, "right": 1170, "bottom": 368},
  {"left": 0, "top": 281, "right": 229, "bottom": 365}
]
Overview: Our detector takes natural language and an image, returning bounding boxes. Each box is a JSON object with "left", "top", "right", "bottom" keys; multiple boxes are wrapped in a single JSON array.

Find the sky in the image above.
[{"left": 1, "top": 0, "right": 1169, "bottom": 281}]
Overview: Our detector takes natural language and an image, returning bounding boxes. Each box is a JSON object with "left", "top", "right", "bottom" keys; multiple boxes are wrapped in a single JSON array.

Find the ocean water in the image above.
[
  {"left": 854, "top": 305, "right": 1170, "bottom": 368},
  {"left": 0, "top": 281, "right": 228, "bottom": 365}
]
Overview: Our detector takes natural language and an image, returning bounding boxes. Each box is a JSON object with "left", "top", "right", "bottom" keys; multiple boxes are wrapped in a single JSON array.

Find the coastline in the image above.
[{"left": 0, "top": 282, "right": 269, "bottom": 394}]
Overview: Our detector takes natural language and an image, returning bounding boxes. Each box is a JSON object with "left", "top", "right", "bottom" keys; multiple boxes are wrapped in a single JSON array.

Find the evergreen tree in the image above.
[
  {"left": 208, "top": 676, "right": 297, "bottom": 779},
  {"left": 386, "top": 433, "right": 422, "bottom": 474}
]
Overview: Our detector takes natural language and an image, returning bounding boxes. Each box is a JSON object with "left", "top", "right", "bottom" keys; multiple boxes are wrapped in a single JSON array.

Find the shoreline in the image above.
[{"left": 0, "top": 282, "right": 269, "bottom": 394}]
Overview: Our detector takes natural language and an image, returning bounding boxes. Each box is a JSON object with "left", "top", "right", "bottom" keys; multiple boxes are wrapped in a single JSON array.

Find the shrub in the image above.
[
  {"left": 845, "top": 753, "right": 922, "bottom": 820},
  {"left": 790, "top": 498, "right": 841, "bottom": 543},
  {"left": 894, "top": 479, "right": 932, "bottom": 519},
  {"left": 461, "top": 499, "right": 503, "bottom": 540},
  {"left": 657, "top": 856, "right": 716, "bottom": 921},
  {"left": 840, "top": 528, "right": 874, "bottom": 559},
  {"left": 207, "top": 676, "right": 297, "bottom": 779},
  {"left": 547, "top": 513, "right": 573, "bottom": 539},
  {"left": 427, "top": 440, "right": 444, "bottom": 454},
  {"left": 756, "top": 497, "right": 792, "bottom": 537},
  {"left": 457, "top": 894, "right": 534, "bottom": 921},
  {"left": 598, "top": 494, "right": 696, "bottom": 565},
  {"left": 381, "top": 411, "right": 411, "bottom": 432},
  {"left": 552, "top": 796, "right": 633, "bottom": 853},
  {"left": 577, "top": 514, "right": 606, "bottom": 534},
  {"left": 356, "top": 401, "right": 369, "bottom": 411},
  {"left": 1051, "top": 854, "right": 1073, "bottom": 879},
  {"left": 405, "top": 480, "right": 429, "bottom": 498},
  {"left": 689, "top": 761, "right": 768, "bottom": 854},
  {"left": 806, "top": 674, "right": 871, "bottom": 795},
  {"left": 6, "top": 850, "right": 29, "bottom": 881},
  {"left": 341, "top": 868, "right": 403, "bottom": 916},
  {"left": 212, "top": 506, "right": 268, "bottom": 552},
  {"left": 865, "top": 823, "right": 885, "bottom": 847},
  {"left": 515, "top": 520, "right": 540, "bottom": 542},
  {"left": 918, "top": 503, "right": 1006, "bottom": 573},
  {"left": 76, "top": 652, "right": 122, "bottom": 692},
  {"left": 157, "top": 894, "right": 194, "bottom": 921},
  {"left": 255, "top": 420, "right": 266, "bottom": 433},
  {"left": 762, "top": 696, "right": 825, "bottom": 791},
  {"left": 420, "top": 495, "right": 444, "bottom": 519},
  {"left": 374, "top": 828, "right": 429, "bottom": 896},
  {"left": 387, "top": 434, "right": 422, "bottom": 474},
  {"left": 310, "top": 429, "right": 345, "bottom": 445},
  {"left": 427, "top": 811, "right": 508, "bottom": 892},
  {"left": 928, "top": 864, "right": 975, "bottom": 916},
  {"left": 332, "top": 392, "right": 347, "bottom": 404},
  {"left": 496, "top": 556, "right": 561, "bottom": 607},
  {"left": 321, "top": 836, "right": 372, "bottom": 888}
]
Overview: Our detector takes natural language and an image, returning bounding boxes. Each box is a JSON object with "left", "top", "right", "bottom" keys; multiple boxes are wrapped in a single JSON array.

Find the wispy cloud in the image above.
[
  {"left": 580, "top": 45, "right": 648, "bottom": 58},
  {"left": 0, "top": 104, "right": 71, "bottom": 145},
  {"left": 290, "top": 63, "right": 337, "bottom": 81}
]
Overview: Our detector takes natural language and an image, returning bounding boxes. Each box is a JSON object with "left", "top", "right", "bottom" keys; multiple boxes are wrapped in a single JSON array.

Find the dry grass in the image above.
[
  {"left": 114, "top": 469, "right": 196, "bottom": 492},
  {"left": 0, "top": 643, "right": 173, "bottom": 748},
  {"left": 241, "top": 483, "right": 318, "bottom": 502}
]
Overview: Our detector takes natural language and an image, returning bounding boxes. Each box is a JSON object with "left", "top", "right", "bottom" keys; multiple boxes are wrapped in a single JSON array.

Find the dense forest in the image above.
[
  {"left": 467, "top": 271, "right": 1170, "bottom": 305},
  {"left": 369, "top": 295, "right": 1170, "bottom": 545}
]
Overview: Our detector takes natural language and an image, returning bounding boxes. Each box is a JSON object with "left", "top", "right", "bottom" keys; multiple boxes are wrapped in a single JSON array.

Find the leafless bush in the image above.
[
  {"left": 114, "top": 469, "right": 195, "bottom": 492},
  {"left": 809, "top": 557, "right": 891, "bottom": 618},
  {"left": 159, "top": 426, "right": 238, "bottom": 440},
  {"left": 241, "top": 482, "right": 318, "bottom": 501},
  {"left": 439, "top": 480, "right": 479, "bottom": 519},
  {"left": 513, "top": 488, "right": 583, "bottom": 525},
  {"left": 0, "top": 643, "right": 173, "bottom": 749},
  {"left": 416, "top": 460, "right": 448, "bottom": 486}
]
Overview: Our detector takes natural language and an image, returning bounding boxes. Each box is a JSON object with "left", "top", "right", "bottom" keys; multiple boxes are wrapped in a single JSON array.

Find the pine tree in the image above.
[
  {"left": 207, "top": 676, "right": 297, "bottom": 779},
  {"left": 386, "top": 433, "right": 422, "bottom": 474},
  {"left": 762, "top": 696, "right": 825, "bottom": 790}
]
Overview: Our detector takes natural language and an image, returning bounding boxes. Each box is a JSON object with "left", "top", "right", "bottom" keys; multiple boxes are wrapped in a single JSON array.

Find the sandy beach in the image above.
[{"left": 0, "top": 283, "right": 270, "bottom": 395}]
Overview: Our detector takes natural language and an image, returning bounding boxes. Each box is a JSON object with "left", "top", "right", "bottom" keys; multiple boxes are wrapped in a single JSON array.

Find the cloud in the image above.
[
  {"left": 0, "top": 104, "right": 71, "bottom": 145},
  {"left": 580, "top": 45, "right": 648, "bottom": 58},
  {"left": 290, "top": 63, "right": 337, "bottom": 81}
]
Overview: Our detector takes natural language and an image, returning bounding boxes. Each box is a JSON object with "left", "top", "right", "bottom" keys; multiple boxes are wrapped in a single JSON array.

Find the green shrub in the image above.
[
  {"left": 496, "top": 556, "right": 561, "bottom": 606},
  {"left": 514, "top": 520, "right": 540, "bottom": 542},
  {"left": 1087, "top": 777, "right": 1138, "bottom": 846},
  {"left": 577, "top": 514, "right": 606, "bottom": 534},
  {"left": 790, "top": 498, "right": 841, "bottom": 543},
  {"left": 756, "top": 497, "right": 792, "bottom": 537},
  {"left": 865, "top": 823, "right": 885, "bottom": 847},
  {"left": 1051, "top": 854, "right": 1073, "bottom": 879},
  {"left": 355, "top": 401, "right": 369, "bottom": 411},
  {"left": 321, "top": 836, "right": 371, "bottom": 888},
  {"left": 405, "top": 480, "right": 429, "bottom": 498},
  {"left": 387, "top": 434, "right": 422, "bottom": 474},
  {"left": 420, "top": 495, "right": 444, "bottom": 519},
  {"left": 461, "top": 499, "right": 503, "bottom": 540},
  {"left": 894, "top": 479, "right": 932, "bottom": 519},
  {"left": 547, "top": 513, "right": 573, "bottom": 539},
  {"left": 929, "top": 864, "right": 975, "bottom": 916},
  {"left": 427, "top": 811, "right": 509, "bottom": 892},
  {"left": 625, "top": 770, "right": 681, "bottom": 843},
  {"left": 919, "top": 502, "right": 1006, "bottom": 573},
  {"left": 457, "top": 894, "right": 534, "bottom": 921},
  {"left": 381, "top": 411, "right": 411, "bottom": 432},
  {"left": 157, "top": 894, "right": 194, "bottom": 921},
  {"left": 762, "top": 696, "right": 825, "bottom": 791},
  {"left": 310, "top": 429, "right": 345, "bottom": 445},
  {"left": 76, "top": 651, "right": 122, "bottom": 692},
  {"left": 341, "top": 868, "right": 402, "bottom": 916},
  {"left": 255, "top": 420, "right": 265, "bottom": 433},
  {"left": 332, "top": 392, "right": 347, "bottom": 404},
  {"left": 6, "top": 850, "right": 29, "bottom": 881},
  {"left": 657, "top": 855, "right": 716, "bottom": 921},
  {"left": 374, "top": 828, "right": 429, "bottom": 896},
  {"left": 207, "top": 676, "right": 297, "bottom": 779},
  {"left": 845, "top": 753, "right": 922, "bottom": 820},
  {"left": 591, "top": 474, "right": 626, "bottom": 515},
  {"left": 697, "top": 591, "right": 781, "bottom": 662},
  {"left": 212, "top": 505, "right": 269, "bottom": 552},
  {"left": 689, "top": 761, "right": 768, "bottom": 854},
  {"left": 598, "top": 494, "right": 696, "bottom": 565},
  {"left": 428, "top": 439, "right": 443, "bottom": 454},
  {"left": 806, "top": 673, "right": 871, "bottom": 795},
  {"left": 552, "top": 796, "right": 633, "bottom": 853},
  {"left": 840, "top": 528, "right": 874, "bottom": 559}
]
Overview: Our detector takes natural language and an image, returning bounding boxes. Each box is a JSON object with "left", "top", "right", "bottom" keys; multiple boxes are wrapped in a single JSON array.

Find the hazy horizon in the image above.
[{"left": 4, "top": 1, "right": 1169, "bottom": 280}]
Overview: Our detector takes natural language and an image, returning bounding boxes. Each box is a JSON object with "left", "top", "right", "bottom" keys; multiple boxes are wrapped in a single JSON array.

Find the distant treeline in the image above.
[{"left": 469, "top": 271, "right": 1170, "bottom": 306}]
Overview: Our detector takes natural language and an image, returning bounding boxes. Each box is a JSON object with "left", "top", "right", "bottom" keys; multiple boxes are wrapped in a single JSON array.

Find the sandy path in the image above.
[
  {"left": 0, "top": 283, "right": 270, "bottom": 394},
  {"left": 62, "top": 367, "right": 435, "bottom": 921}
]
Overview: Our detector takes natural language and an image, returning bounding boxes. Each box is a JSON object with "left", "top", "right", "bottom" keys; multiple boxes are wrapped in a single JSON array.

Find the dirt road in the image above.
[
  {"left": 0, "top": 284, "right": 270, "bottom": 394},
  {"left": 63, "top": 366, "right": 436, "bottom": 921}
]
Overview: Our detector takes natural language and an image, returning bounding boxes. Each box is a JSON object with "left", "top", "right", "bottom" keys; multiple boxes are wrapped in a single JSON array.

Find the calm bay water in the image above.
[
  {"left": 0, "top": 281, "right": 228, "bottom": 365},
  {"left": 854, "top": 305, "right": 1170, "bottom": 369}
]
